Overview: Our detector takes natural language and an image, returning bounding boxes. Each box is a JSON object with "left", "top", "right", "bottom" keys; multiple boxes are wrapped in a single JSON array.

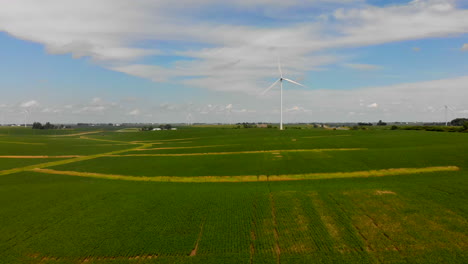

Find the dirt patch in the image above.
[
  {"left": 375, "top": 190, "right": 396, "bottom": 195},
  {"left": 190, "top": 221, "right": 205, "bottom": 256}
]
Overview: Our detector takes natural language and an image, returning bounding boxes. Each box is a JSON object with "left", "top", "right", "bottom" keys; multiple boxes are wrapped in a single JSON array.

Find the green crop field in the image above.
[{"left": 0, "top": 126, "right": 467, "bottom": 263}]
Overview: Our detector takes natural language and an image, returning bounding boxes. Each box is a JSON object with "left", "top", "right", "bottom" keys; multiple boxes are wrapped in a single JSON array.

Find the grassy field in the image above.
[{"left": 0, "top": 126, "right": 467, "bottom": 263}]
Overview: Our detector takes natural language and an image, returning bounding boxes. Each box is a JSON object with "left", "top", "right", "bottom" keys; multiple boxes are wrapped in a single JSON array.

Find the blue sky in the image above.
[{"left": 0, "top": 0, "right": 467, "bottom": 123}]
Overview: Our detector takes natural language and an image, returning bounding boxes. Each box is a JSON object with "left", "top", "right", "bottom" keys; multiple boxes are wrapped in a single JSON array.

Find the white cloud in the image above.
[
  {"left": 91, "top": 97, "right": 102, "bottom": 104},
  {"left": 41, "top": 107, "right": 61, "bottom": 113},
  {"left": 0, "top": 0, "right": 467, "bottom": 94},
  {"left": 461, "top": 43, "right": 468, "bottom": 51},
  {"left": 20, "top": 100, "right": 39, "bottom": 108},
  {"left": 0, "top": 1, "right": 467, "bottom": 124},
  {"left": 343, "top": 63, "right": 382, "bottom": 71},
  {"left": 285, "top": 106, "right": 310, "bottom": 113},
  {"left": 1, "top": 74, "right": 466, "bottom": 124},
  {"left": 127, "top": 109, "right": 141, "bottom": 116}
]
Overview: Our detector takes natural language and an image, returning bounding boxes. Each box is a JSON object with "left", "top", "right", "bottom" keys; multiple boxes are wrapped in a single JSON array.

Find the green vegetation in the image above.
[
  {"left": 393, "top": 125, "right": 467, "bottom": 132},
  {"left": 0, "top": 126, "right": 466, "bottom": 263}
]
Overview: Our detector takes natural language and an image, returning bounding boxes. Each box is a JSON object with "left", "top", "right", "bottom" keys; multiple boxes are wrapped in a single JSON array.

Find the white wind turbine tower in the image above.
[
  {"left": 22, "top": 109, "right": 30, "bottom": 127},
  {"left": 226, "top": 104, "right": 233, "bottom": 125},
  {"left": 186, "top": 103, "right": 194, "bottom": 126},
  {"left": 440, "top": 105, "right": 455, "bottom": 126},
  {"left": 261, "top": 59, "right": 306, "bottom": 130},
  {"left": 186, "top": 113, "right": 193, "bottom": 126}
]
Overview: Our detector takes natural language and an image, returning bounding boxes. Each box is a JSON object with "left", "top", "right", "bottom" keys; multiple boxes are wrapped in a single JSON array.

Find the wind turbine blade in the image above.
[
  {"left": 278, "top": 58, "right": 283, "bottom": 78},
  {"left": 283, "top": 78, "right": 306, "bottom": 88},
  {"left": 261, "top": 79, "right": 280, "bottom": 95}
]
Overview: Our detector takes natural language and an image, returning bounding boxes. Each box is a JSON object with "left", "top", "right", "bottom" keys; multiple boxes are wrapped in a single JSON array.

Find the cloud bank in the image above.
[
  {"left": 1, "top": 0, "right": 467, "bottom": 93},
  {"left": 1, "top": 75, "right": 466, "bottom": 124},
  {"left": 0, "top": 0, "right": 466, "bottom": 123}
]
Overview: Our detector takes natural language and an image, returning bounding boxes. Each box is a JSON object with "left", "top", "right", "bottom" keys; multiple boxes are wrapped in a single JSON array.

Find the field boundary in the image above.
[
  {"left": 0, "top": 143, "right": 152, "bottom": 176},
  {"left": 110, "top": 148, "right": 367, "bottom": 157},
  {"left": 49, "top": 131, "right": 103, "bottom": 137},
  {"left": 29, "top": 254, "right": 158, "bottom": 262},
  {"left": 0, "top": 155, "right": 83, "bottom": 159},
  {"left": 31, "top": 166, "right": 459, "bottom": 183},
  {"left": 133, "top": 144, "right": 232, "bottom": 151},
  {"left": 0, "top": 141, "right": 45, "bottom": 145}
]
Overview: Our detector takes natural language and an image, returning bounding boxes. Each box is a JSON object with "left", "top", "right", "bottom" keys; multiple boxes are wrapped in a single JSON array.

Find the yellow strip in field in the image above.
[
  {"left": 0, "top": 143, "right": 153, "bottom": 176},
  {"left": 31, "top": 166, "right": 459, "bottom": 183},
  {"left": 302, "top": 135, "right": 351, "bottom": 139},
  {"left": 0, "top": 155, "right": 82, "bottom": 159},
  {"left": 74, "top": 144, "right": 134, "bottom": 146},
  {"left": 109, "top": 148, "right": 366, "bottom": 156},
  {"left": 79, "top": 136, "right": 135, "bottom": 144},
  {"left": 0, "top": 141, "right": 45, "bottom": 145},
  {"left": 49, "top": 131, "right": 103, "bottom": 137},
  {"left": 131, "top": 137, "right": 201, "bottom": 143},
  {"left": 133, "top": 144, "right": 232, "bottom": 151}
]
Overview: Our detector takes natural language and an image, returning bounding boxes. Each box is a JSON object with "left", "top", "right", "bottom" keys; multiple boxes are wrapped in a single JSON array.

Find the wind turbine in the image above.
[
  {"left": 185, "top": 103, "right": 194, "bottom": 126},
  {"left": 22, "top": 109, "right": 30, "bottom": 127},
  {"left": 440, "top": 105, "right": 455, "bottom": 126},
  {"left": 226, "top": 104, "right": 233, "bottom": 125},
  {"left": 261, "top": 59, "right": 306, "bottom": 130},
  {"left": 186, "top": 113, "right": 193, "bottom": 126}
]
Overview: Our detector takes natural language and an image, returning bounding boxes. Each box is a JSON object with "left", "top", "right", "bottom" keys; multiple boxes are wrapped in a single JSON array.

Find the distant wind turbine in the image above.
[
  {"left": 22, "top": 109, "right": 30, "bottom": 127},
  {"left": 186, "top": 103, "right": 194, "bottom": 126},
  {"left": 226, "top": 104, "right": 233, "bottom": 125},
  {"left": 261, "top": 59, "right": 306, "bottom": 130},
  {"left": 440, "top": 105, "right": 455, "bottom": 126},
  {"left": 186, "top": 113, "right": 194, "bottom": 126}
]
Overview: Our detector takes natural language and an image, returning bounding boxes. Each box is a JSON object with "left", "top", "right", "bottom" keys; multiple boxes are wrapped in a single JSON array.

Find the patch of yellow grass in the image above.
[
  {"left": 0, "top": 141, "right": 45, "bottom": 145},
  {"left": 0, "top": 155, "right": 82, "bottom": 159},
  {"left": 375, "top": 190, "right": 396, "bottom": 195},
  {"left": 131, "top": 137, "right": 201, "bottom": 143},
  {"left": 133, "top": 144, "right": 232, "bottom": 151},
  {"left": 31, "top": 166, "right": 459, "bottom": 183},
  {"left": 115, "top": 128, "right": 140, "bottom": 132},
  {"left": 49, "top": 131, "right": 103, "bottom": 137},
  {"left": 79, "top": 136, "right": 129, "bottom": 144},
  {"left": 0, "top": 143, "right": 152, "bottom": 176},
  {"left": 302, "top": 135, "right": 351, "bottom": 139},
  {"left": 110, "top": 148, "right": 366, "bottom": 157}
]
